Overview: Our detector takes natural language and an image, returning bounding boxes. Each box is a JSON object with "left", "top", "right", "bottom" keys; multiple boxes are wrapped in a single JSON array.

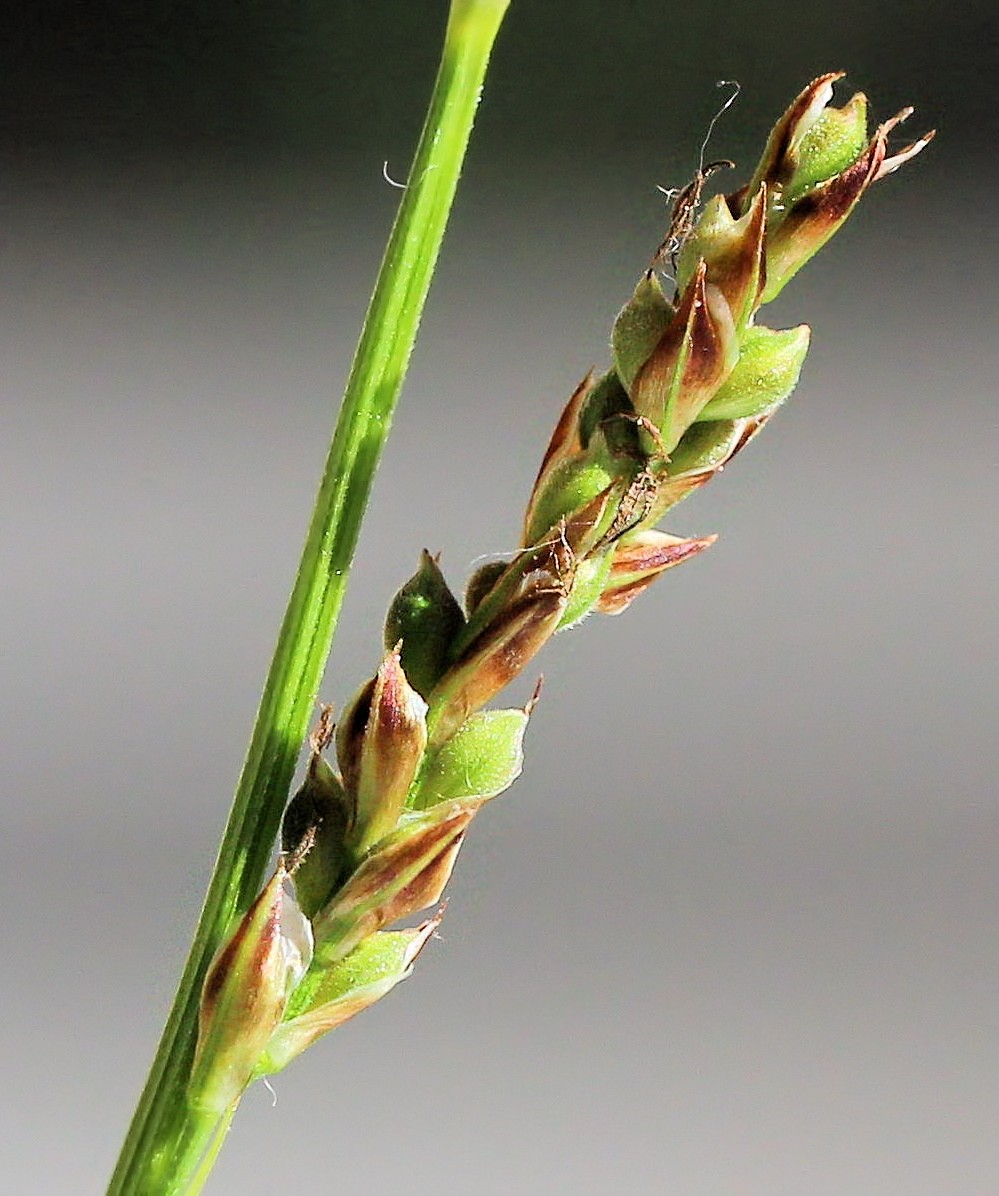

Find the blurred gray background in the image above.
[{"left": 1, "top": 1, "right": 996, "bottom": 1192}]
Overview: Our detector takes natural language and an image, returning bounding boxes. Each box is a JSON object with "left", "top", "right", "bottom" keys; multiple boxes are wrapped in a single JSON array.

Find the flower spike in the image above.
[{"left": 191, "top": 75, "right": 931, "bottom": 1125}]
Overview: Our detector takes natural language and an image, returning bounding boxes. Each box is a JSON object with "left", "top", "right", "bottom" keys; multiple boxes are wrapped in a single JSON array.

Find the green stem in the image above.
[
  {"left": 147, "top": 1106, "right": 235, "bottom": 1196},
  {"left": 181, "top": 1106, "right": 237, "bottom": 1196},
  {"left": 107, "top": 3, "right": 510, "bottom": 1192}
]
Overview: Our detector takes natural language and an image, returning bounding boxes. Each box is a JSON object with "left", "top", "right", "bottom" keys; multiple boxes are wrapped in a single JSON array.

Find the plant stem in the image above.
[{"left": 107, "top": 3, "right": 510, "bottom": 1191}]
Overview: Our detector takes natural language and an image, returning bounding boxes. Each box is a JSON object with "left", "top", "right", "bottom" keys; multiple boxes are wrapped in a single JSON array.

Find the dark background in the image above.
[{"left": 1, "top": 2, "right": 996, "bottom": 1192}]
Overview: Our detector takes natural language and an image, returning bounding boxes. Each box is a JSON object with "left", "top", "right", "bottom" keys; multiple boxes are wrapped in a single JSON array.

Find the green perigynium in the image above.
[
  {"left": 697, "top": 324, "right": 811, "bottom": 422},
  {"left": 412, "top": 702, "right": 534, "bottom": 809},
  {"left": 194, "top": 72, "right": 932, "bottom": 1117},
  {"left": 384, "top": 550, "right": 467, "bottom": 699},
  {"left": 258, "top": 915, "right": 441, "bottom": 1076}
]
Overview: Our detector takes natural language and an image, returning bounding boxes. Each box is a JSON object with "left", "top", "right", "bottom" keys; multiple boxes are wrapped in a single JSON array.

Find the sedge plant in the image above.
[{"left": 107, "top": 3, "right": 931, "bottom": 1190}]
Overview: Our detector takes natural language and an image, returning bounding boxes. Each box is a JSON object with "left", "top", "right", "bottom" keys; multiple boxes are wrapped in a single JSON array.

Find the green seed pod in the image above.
[
  {"left": 612, "top": 272, "right": 673, "bottom": 392},
  {"left": 696, "top": 324, "right": 811, "bottom": 422},
  {"left": 782, "top": 92, "right": 869, "bottom": 208},
  {"left": 412, "top": 707, "right": 532, "bottom": 809},
  {"left": 384, "top": 550, "right": 466, "bottom": 698},
  {"left": 731, "top": 73, "right": 847, "bottom": 216},
  {"left": 557, "top": 552, "right": 614, "bottom": 630},
  {"left": 522, "top": 455, "right": 620, "bottom": 548},
  {"left": 259, "top": 918, "right": 439, "bottom": 1076},
  {"left": 281, "top": 752, "right": 352, "bottom": 920},
  {"left": 668, "top": 418, "right": 748, "bottom": 477},
  {"left": 727, "top": 76, "right": 932, "bottom": 305},
  {"left": 760, "top": 106, "right": 929, "bottom": 302}
]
